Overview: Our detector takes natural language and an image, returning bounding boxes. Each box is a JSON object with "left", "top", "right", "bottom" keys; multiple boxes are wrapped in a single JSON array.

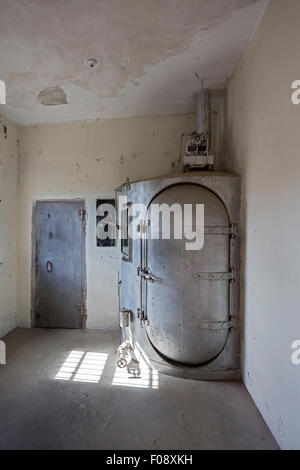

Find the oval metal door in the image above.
[{"left": 144, "top": 184, "right": 230, "bottom": 366}]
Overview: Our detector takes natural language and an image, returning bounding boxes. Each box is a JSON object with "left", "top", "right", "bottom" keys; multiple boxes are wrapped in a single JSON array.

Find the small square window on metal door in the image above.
[{"left": 96, "top": 199, "right": 116, "bottom": 247}]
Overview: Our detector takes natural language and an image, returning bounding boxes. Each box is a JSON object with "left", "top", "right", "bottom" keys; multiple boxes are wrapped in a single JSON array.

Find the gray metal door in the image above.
[
  {"left": 34, "top": 200, "right": 86, "bottom": 328},
  {"left": 144, "top": 184, "right": 230, "bottom": 366}
]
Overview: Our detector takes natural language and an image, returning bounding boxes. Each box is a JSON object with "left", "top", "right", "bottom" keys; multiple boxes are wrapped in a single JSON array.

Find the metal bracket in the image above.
[
  {"left": 77, "top": 303, "right": 87, "bottom": 317},
  {"left": 78, "top": 209, "right": 87, "bottom": 221},
  {"left": 196, "top": 317, "right": 238, "bottom": 330},
  {"left": 77, "top": 304, "right": 87, "bottom": 328},
  {"left": 203, "top": 225, "right": 239, "bottom": 236},
  {"left": 120, "top": 308, "right": 132, "bottom": 328},
  {"left": 136, "top": 307, "right": 149, "bottom": 326},
  {"left": 137, "top": 220, "right": 150, "bottom": 234},
  {"left": 197, "top": 269, "right": 238, "bottom": 281},
  {"left": 125, "top": 177, "right": 131, "bottom": 190}
]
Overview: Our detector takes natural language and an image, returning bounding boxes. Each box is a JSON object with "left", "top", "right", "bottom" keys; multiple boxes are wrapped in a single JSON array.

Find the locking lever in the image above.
[{"left": 137, "top": 267, "right": 160, "bottom": 283}]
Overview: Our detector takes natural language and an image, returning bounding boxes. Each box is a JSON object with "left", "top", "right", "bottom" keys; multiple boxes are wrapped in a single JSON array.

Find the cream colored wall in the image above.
[
  {"left": 226, "top": 0, "right": 300, "bottom": 450},
  {"left": 18, "top": 114, "right": 196, "bottom": 331},
  {"left": 0, "top": 118, "right": 20, "bottom": 338}
]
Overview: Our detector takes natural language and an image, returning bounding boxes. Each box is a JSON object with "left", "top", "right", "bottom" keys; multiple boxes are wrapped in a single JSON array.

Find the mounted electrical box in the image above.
[
  {"left": 183, "top": 132, "right": 214, "bottom": 170},
  {"left": 182, "top": 86, "right": 214, "bottom": 171}
]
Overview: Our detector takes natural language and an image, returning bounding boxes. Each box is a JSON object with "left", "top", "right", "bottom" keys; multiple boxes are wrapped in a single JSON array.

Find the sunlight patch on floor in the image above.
[{"left": 55, "top": 351, "right": 108, "bottom": 383}]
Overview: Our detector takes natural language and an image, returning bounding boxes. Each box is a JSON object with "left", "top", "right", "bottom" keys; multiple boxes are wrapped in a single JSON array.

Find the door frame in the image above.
[{"left": 31, "top": 198, "right": 87, "bottom": 328}]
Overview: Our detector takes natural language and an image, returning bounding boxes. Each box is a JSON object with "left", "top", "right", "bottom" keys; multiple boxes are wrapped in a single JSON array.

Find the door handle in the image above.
[
  {"left": 144, "top": 272, "right": 160, "bottom": 283},
  {"left": 138, "top": 268, "right": 160, "bottom": 283},
  {"left": 46, "top": 261, "right": 53, "bottom": 273}
]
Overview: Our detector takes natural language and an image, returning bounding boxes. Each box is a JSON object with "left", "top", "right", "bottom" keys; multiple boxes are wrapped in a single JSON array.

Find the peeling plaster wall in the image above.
[
  {"left": 0, "top": 118, "right": 20, "bottom": 338},
  {"left": 18, "top": 113, "right": 196, "bottom": 330},
  {"left": 225, "top": 0, "right": 300, "bottom": 450}
]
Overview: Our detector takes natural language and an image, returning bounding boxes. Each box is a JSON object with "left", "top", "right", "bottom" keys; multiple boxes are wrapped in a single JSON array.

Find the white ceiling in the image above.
[{"left": 0, "top": 0, "right": 268, "bottom": 125}]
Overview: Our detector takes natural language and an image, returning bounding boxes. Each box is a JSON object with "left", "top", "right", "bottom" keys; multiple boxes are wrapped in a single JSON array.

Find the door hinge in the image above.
[
  {"left": 78, "top": 303, "right": 87, "bottom": 328},
  {"left": 196, "top": 317, "right": 238, "bottom": 330},
  {"left": 203, "top": 225, "right": 240, "bottom": 237},
  {"left": 78, "top": 209, "right": 87, "bottom": 221},
  {"left": 77, "top": 303, "right": 87, "bottom": 317},
  {"left": 197, "top": 269, "right": 238, "bottom": 282}
]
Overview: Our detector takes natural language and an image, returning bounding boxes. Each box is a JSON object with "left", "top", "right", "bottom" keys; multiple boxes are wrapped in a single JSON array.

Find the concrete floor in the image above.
[{"left": 0, "top": 328, "right": 278, "bottom": 450}]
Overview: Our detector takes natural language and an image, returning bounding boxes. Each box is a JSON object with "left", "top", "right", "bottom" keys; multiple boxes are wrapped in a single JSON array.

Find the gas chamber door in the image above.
[{"left": 142, "top": 183, "right": 233, "bottom": 367}]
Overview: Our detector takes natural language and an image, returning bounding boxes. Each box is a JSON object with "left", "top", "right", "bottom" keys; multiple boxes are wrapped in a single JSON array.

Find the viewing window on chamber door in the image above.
[{"left": 121, "top": 202, "right": 131, "bottom": 260}]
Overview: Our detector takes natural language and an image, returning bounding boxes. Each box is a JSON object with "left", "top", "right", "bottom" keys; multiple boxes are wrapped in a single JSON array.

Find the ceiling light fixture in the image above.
[{"left": 86, "top": 58, "right": 98, "bottom": 69}]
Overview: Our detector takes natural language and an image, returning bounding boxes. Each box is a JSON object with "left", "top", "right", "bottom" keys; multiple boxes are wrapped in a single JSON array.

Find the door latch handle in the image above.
[
  {"left": 138, "top": 267, "right": 160, "bottom": 283},
  {"left": 46, "top": 261, "right": 53, "bottom": 273},
  {"left": 144, "top": 272, "right": 160, "bottom": 283}
]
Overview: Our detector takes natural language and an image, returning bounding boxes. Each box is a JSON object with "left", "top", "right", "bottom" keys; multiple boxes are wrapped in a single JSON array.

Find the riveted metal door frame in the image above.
[
  {"left": 31, "top": 199, "right": 87, "bottom": 329},
  {"left": 119, "top": 172, "right": 241, "bottom": 379}
]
